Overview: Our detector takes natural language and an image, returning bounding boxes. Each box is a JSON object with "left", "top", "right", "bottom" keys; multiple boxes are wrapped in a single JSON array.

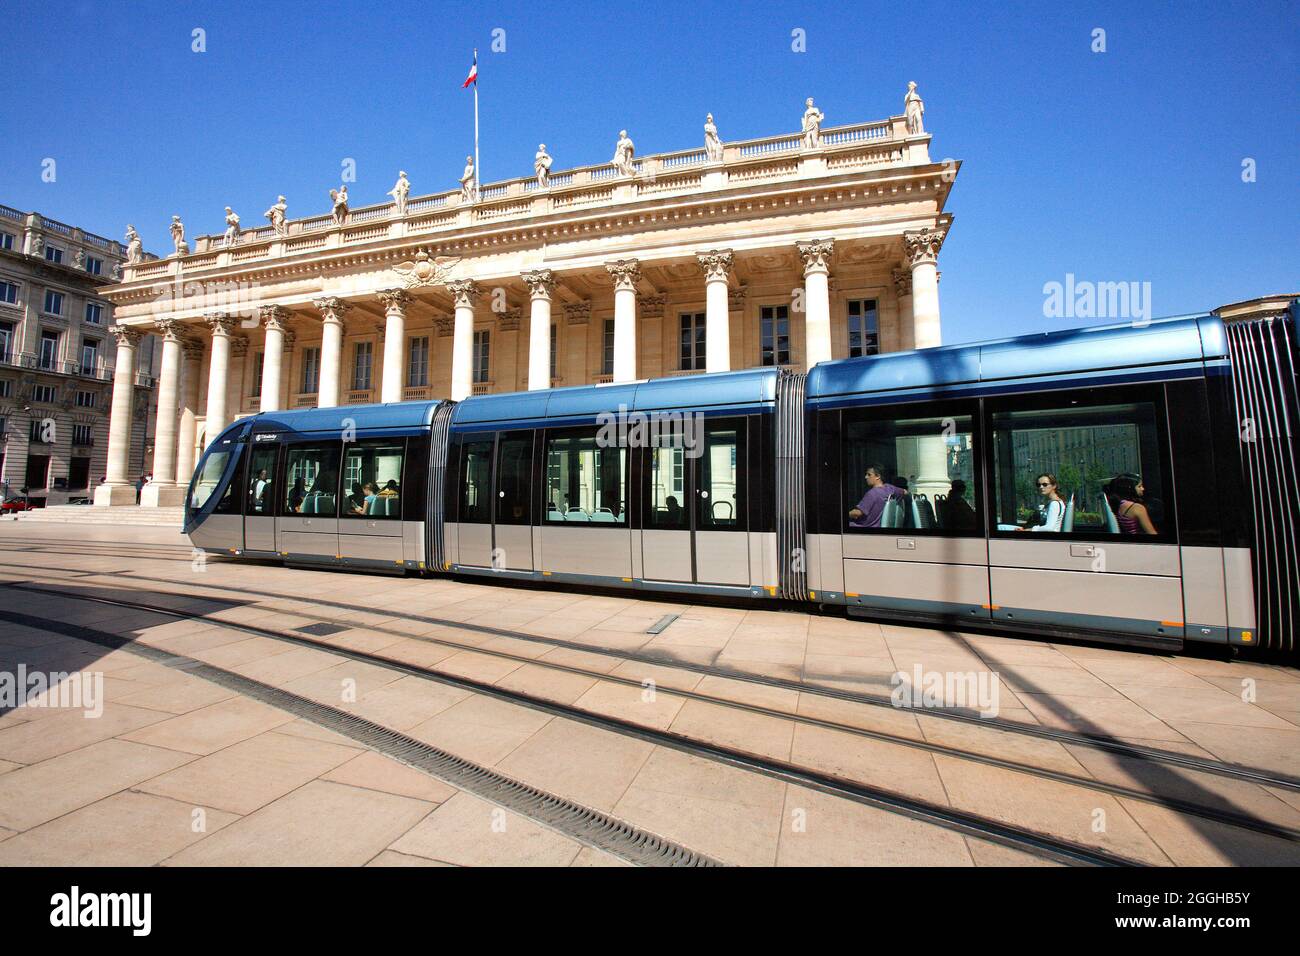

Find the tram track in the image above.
[
  {"left": 0, "top": 583, "right": 1143, "bottom": 867},
  {"left": 9, "top": 572, "right": 1300, "bottom": 866},
  {"left": 4, "top": 545, "right": 1298, "bottom": 799}
]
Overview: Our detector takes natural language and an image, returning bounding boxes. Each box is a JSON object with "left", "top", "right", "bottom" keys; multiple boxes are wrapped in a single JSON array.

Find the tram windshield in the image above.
[{"left": 189, "top": 448, "right": 233, "bottom": 511}]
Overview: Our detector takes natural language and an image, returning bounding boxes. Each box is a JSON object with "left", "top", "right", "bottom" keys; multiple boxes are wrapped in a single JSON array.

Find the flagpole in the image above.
[{"left": 472, "top": 48, "right": 480, "bottom": 200}]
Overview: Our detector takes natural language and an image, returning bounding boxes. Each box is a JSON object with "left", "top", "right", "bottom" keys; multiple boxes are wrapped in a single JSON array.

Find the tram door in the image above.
[
  {"left": 455, "top": 432, "right": 535, "bottom": 571},
  {"left": 243, "top": 440, "right": 280, "bottom": 554},
  {"left": 642, "top": 417, "right": 749, "bottom": 586},
  {"left": 337, "top": 439, "right": 406, "bottom": 564},
  {"left": 277, "top": 441, "right": 342, "bottom": 559}
]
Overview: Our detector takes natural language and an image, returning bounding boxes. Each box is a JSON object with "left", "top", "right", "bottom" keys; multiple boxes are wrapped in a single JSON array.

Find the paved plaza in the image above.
[{"left": 1, "top": 521, "right": 1298, "bottom": 867}]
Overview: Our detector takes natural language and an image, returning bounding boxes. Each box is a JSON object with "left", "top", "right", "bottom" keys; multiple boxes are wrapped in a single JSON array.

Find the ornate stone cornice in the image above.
[
  {"left": 260, "top": 305, "right": 291, "bottom": 333},
  {"left": 392, "top": 249, "right": 461, "bottom": 289},
  {"left": 497, "top": 308, "right": 522, "bottom": 332},
  {"left": 696, "top": 249, "right": 734, "bottom": 283},
  {"left": 605, "top": 259, "right": 641, "bottom": 292},
  {"left": 433, "top": 315, "right": 454, "bottom": 337},
  {"left": 728, "top": 286, "right": 748, "bottom": 310},
  {"left": 378, "top": 289, "right": 412, "bottom": 315},
  {"left": 521, "top": 269, "right": 557, "bottom": 300},
  {"left": 445, "top": 279, "right": 480, "bottom": 309},
  {"left": 795, "top": 238, "right": 834, "bottom": 275},
  {"left": 205, "top": 313, "right": 236, "bottom": 337},
  {"left": 903, "top": 227, "right": 946, "bottom": 267},
  {"left": 312, "top": 297, "right": 353, "bottom": 323},
  {"left": 637, "top": 294, "right": 666, "bottom": 318},
  {"left": 892, "top": 268, "right": 912, "bottom": 298},
  {"left": 110, "top": 325, "right": 144, "bottom": 349},
  {"left": 565, "top": 301, "right": 591, "bottom": 326}
]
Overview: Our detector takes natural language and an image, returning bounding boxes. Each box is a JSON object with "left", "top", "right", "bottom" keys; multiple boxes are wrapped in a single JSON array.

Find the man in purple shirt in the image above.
[{"left": 848, "top": 465, "right": 901, "bottom": 528}]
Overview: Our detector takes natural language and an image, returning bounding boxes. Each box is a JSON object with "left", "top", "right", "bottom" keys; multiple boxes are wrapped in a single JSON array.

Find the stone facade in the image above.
[
  {"left": 99, "top": 93, "right": 958, "bottom": 506},
  {"left": 0, "top": 206, "right": 160, "bottom": 504}
]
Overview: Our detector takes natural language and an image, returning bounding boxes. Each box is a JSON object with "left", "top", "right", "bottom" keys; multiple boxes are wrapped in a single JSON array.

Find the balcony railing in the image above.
[{"left": 346, "top": 388, "right": 373, "bottom": 404}]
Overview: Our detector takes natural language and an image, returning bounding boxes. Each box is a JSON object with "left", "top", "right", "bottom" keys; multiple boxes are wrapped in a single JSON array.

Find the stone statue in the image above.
[
  {"left": 111, "top": 261, "right": 122, "bottom": 280},
  {"left": 125, "top": 225, "right": 143, "bottom": 263},
  {"left": 704, "top": 113, "right": 723, "bottom": 162},
  {"left": 28, "top": 233, "right": 44, "bottom": 257},
  {"left": 534, "top": 145, "right": 552, "bottom": 188},
  {"left": 459, "top": 155, "right": 475, "bottom": 201},
  {"left": 73, "top": 248, "right": 86, "bottom": 270},
  {"left": 330, "top": 185, "right": 349, "bottom": 225},
  {"left": 387, "top": 172, "right": 410, "bottom": 216},
  {"left": 222, "top": 208, "right": 240, "bottom": 248},
  {"left": 801, "top": 98, "right": 825, "bottom": 149},
  {"left": 169, "top": 216, "right": 188, "bottom": 255},
  {"left": 905, "top": 81, "right": 925, "bottom": 135},
  {"left": 612, "top": 130, "right": 635, "bottom": 176},
  {"left": 264, "top": 196, "right": 288, "bottom": 236}
]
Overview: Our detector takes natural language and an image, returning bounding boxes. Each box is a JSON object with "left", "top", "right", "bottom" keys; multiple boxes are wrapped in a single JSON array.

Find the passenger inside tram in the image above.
[
  {"left": 250, "top": 469, "right": 270, "bottom": 511},
  {"left": 348, "top": 482, "right": 367, "bottom": 514},
  {"left": 1105, "top": 474, "right": 1159, "bottom": 535},
  {"left": 288, "top": 477, "right": 306, "bottom": 512},
  {"left": 848, "top": 465, "right": 903, "bottom": 528},
  {"left": 938, "top": 479, "right": 977, "bottom": 530},
  {"left": 664, "top": 495, "right": 682, "bottom": 523}
]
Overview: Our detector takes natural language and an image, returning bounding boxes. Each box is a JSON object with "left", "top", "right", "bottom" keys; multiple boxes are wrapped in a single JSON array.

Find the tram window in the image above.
[
  {"left": 842, "top": 410, "right": 977, "bottom": 533},
  {"left": 544, "top": 430, "right": 627, "bottom": 525},
  {"left": 989, "top": 393, "right": 1170, "bottom": 540},
  {"left": 647, "top": 444, "right": 688, "bottom": 529},
  {"left": 697, "top": 420, "right": 745, "bottom": 530},
  {"left": 189, "top": 449, "right": 234, "bottom": 512},
  {"left": 459, "top": 439, "right": 493, "bottom": 524},
  {"left": 496, "top": 433, "right": 533, "bottom": 526},
  {"left": 342, "top": 440, "right": 405, "bottom": 520},
  {"left": 245, "top": 446, "right": 278, "bottom": 516},
  {"left": 282, "top": 444, "right": 340, "bottom": 516}
]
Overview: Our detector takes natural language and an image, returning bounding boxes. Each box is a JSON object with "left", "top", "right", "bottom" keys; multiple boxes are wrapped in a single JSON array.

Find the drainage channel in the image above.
[
  {"left": 1, "top": 588, "right": 1141, "bottom": 866},
  {"left": 0, "top": 607, "right": 719, "bottom": 868}
]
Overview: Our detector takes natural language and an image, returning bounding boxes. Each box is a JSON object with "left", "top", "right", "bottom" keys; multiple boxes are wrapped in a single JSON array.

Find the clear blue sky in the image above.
[{"left": 2, "top": 0, "right": 1295, "bottom": 344}]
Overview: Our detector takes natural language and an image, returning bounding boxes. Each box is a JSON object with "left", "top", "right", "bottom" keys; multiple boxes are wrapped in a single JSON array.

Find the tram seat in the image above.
[
  {"left": 565, "top": 508, "right": 590, "bottom": 522},
  {"left": 881, "top": 497, "right": 903, "bottom": 528},
  {"left": 712, "top": 500, "right": 733, "bottom": 520},
  {"left": 590, "top": 509, "right": 616, "bottom": 523},
  {"left": 1100, "top": 491, "right": 1121, "bottom": 533},
  {"left": 1061, "top": 495, "right": 1075, "bottom": 532},
  {"left": 301, "top": 497, "right": 316, "bottom": 515},
  {"left": 371, "top": 497, "right": 394, "bottom": 517},
  {"left": 547, "top": 507, "right": 565, "bottom": 521},
  {"left": 911, "top": 495, "right": 936, "bottom": 530}
]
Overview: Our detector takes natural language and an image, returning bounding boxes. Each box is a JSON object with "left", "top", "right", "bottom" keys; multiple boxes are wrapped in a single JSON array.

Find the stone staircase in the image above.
[{"left": 12, "top": 505, "right": 187, "bottom": 527}]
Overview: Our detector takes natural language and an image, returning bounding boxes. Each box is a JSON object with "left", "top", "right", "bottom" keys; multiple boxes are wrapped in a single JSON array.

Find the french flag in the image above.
[{"left": 462, "top": 51, "right": 477, "bottom": 88}]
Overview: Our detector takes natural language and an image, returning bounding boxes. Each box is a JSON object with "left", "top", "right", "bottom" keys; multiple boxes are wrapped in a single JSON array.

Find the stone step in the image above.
[{"left": 13, "top": 505, "right": 186, "bottom": 527}]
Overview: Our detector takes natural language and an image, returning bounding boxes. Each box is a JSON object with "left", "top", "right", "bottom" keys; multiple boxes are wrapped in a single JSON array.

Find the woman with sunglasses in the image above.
[{"left": 1018, "top": 473, "right": 1065, "bottom": 532}]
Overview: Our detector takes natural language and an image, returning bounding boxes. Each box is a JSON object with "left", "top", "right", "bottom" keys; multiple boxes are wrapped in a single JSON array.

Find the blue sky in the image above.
[{"left": 1, "top": 0, "right": 1295, "bottom": 344}]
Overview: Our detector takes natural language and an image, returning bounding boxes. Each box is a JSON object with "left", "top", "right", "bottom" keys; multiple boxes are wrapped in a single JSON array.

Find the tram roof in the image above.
[
  {"left": 245, "top": 400, "right": 443, "bottom": 434},
  {"left": 806, "top": 313, "right": 1227, "bottom": 401}
]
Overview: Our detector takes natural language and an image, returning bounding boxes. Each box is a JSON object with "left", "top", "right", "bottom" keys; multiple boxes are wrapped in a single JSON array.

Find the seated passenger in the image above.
[
  {"left": 1105, "top": 474, "right": 1158, "bottom": 535},
  {"left": 665, "top": 495, "right": 682, "bottom": 523},
  {"left": 361, "top": 482, "right": 379, "bottom": 514},
  {"left": 939, "top": 479, "right": 978, "bottom": 530},
  {"left": 378, "top": 479, "right": 399, "bottom": 498},
  {"left": 348, "top": 482, "right": 367, "bottom": 514},
  {"left": 848, "top": 465, "right": 902, "bottom": 528},
  {"left": 288, "top": 478, "right": 306, "bottom": 512},
  {"left": 1017, "top": 473, "right": 1065, "bottom": 532}
]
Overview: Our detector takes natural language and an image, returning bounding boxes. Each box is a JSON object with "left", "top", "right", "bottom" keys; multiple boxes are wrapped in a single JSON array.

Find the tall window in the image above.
[
  {"left": 73, "top": 424, "right": 93, "bottom": 446},
  {"left": 39, "top": 330, "right": 60, "bottom": 370},
  {"left": 85, "top": 257, "right": 103, "bottom": 276},
  {"left": 44, "top": 246, "right": 63, "bottom": 265},
  {"left": 601, "top": 319, "right": 615, "bottom": 376},
  {"left": 549, "top": 323, "right": 558, "bottom": 382},
  {"left": 680, "top": 312, "right": 706, "bottom": 370},
  {"left": 300, "top": 346, "right": 320, "bottom": 393},
  {"left": 0, "top": 321, "right": 13, "bottom": 362},
  {"left": 84, "top": 302, "right": 103, "bottom": 325},
  {"left": 43, "top": 290, "right": 64, "bottom": 316},
  {"left": 847, "top": 299, "right": 879, "bottom": 358},
  {"left": 407, "top": 336, "right": 429, "bottom": 387},
  {"left": 0, "top": 232, "right": 13, "bottom": 251},
  {"left": 352, "top": 341, "right": 373, "bottom": 390},
  {"left": 544, "top": 429, "right": 627, "bottom": 524},
  {"left": 75, "top": 390, "right": 95, "bottom": 408},
  {"left": 472, "top": 330, "right": 490, "bottom": 384},
  {"left": 80, "top": 338, "right": 98, "bottom": 374},
  {"left": 251, "top": 351, "right": 264, "bottom": 396},
  {"left": 32, "top": 384, "right": 57, "bottom": 403},
  {"left": 760, "top": 305, "right": 790, "bottom": 366},
  {"left": 0, "top": 281, "right": 17, "bottom": 305}
]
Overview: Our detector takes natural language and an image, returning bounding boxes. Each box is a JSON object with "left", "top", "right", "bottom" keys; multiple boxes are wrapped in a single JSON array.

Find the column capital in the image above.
[
  {"left": 434, "top": 315, "right": 454, "bottom": 337},
  {"left": 521, "top": 269, "right": 557, "bottom": 300},
  {"left": 728, "top": 286, "right": 748, "bottom": 310},
  {"left": 696, "top": 249, "right": 734, "bottom": 283},
  {"left": 205, "top": 313, "right": 236, "bottom": 337},
  {"left": 313, "top": 296, "right": 353, "bottom": 322},
  {"left": 892, "top": 268, "right": 913, "bottom": 298},
  {"left": 260, "top": 305, "right": 292, "bottom": 333},
  {"left": 498, "top": 308, "right": 522, "bottom": 332},
  {"left": 605, "top": 259, "right": 641, "bottom": 292},
  {"left": 181, "top": 339, "right": 205, "bottom": 362},
  {"left": 280, "top": 331, "right": 297, "bottom": 353},
  {"left": 445, "top": 279, "right": 480, "bottom": 308},
  {"left": 155, "top": 318, "right": 186, "bottom": 343},
  {"left": 565, "top": 301, "right": 591, "bottom": 326},
  {"left": 110, "top": 325, "right": 144, "bottom": 349},
  {"left": 903, "top": 227, "right": 946, "bottom": 267},
  {"left": 637, "top": 293, "right": 666, "bottom": 318},
  {"left": 378, "top": 289, "right": 411, "bottom": 315},
  {"left": 795, "top": 239, "right": 834, "bottom": 275},
  {"left": 229, "top": 334, "right": 250, "bottom": 358}
]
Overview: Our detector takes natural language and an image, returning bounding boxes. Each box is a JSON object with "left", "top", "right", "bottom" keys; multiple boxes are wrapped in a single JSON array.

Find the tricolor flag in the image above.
[{"left": 462, "top": 51, "right": 477, "bottom": 88}]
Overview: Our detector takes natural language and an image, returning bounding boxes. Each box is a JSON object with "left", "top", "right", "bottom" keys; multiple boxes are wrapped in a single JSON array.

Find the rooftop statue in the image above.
[
  {"left": 704, "top": 113, "right": 723, "bottom": 162},
  {"left": 613, "top": 130, "right": 635, "bottom": 176},
  {"left": 388, "top": 171, "right": 410, "bottom": 216},
  {"left": 459, "top": 156, "right": 476, "bottom": 201},
  {"left": 534, "top": 145, "right": 552, "bottom": 188},
  {"left": 169, "top": 216, "right": 188, "bottom": 256},
  {"left": 905, "top": 81, "right": 925, "bottom": 135},
  {"left": 222, "top": 207, "right": 240, "bottom": 248},
  {"left": 264, "top": 196, "right": 288, "bottom": 236},
  {"left": 125, "top": 224, "right": 143, "bottom": 263},
  {"left": 330, "top": 185, "right": 349, "bottom": 225},
  {"left": 801, "top": 98, "right": 824, "bottom": 149}
]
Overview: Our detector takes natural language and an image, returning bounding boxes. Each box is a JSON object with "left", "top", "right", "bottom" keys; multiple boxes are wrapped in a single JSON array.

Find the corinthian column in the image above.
[
  {"left": 175, "top": 339, "right": 204, "bottom": 484},
  {"left": 797, "top": 239, "right": 834, "bottom": 368},
  {"left": 313, "top": 296, "right": 351, "bottom": 408},
  {"left": 377, "top": 290, "right": 410, "bottom": 403},
  {"left": 203, "top": 314, "right": 234, "bottom": 446},
  {"left": 93, "top": 325, "right": 143, "bottom": 506},
  {"left": 445, "top": 279, "right": 480, "bottom": 401},
  {"left": 259, "top": 306, "right": 290, "bottom": 412},
  {"left": 903, "top": 227, "right": 945, "bottom": 349},
  {"left": 141, "top": 320, "right": 186, "bottom": 506},
  {"left": 522, "top": 269, "right": 556, "bottom": 390},
  {"left": 892, "top": 269, "right": 915, "bottom": 351},
  {"left": 697, "top": 249, "right": 733, "bottom": 372},
  {"left": 605, "top": 259, "right": 640, "bottom": 382}
]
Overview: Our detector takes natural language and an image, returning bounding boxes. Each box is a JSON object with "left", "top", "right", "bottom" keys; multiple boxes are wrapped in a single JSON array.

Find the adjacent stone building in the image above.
[
  {"left": 0, "top": 206, "right": 160, "bottom": 504},
  {"left": 99, "top": 87, "right": 958, "bottom": 507}
]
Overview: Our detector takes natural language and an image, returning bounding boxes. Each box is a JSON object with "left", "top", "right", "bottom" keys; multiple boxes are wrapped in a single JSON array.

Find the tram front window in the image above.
[{"left": 189, "top": 449, "right": 234, "bottom": 512}]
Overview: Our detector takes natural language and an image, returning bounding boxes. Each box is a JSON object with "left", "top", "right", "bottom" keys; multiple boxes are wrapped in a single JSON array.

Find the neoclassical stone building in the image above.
[{"left": 99, "top": 88, "right": 958, "bottom": 506}]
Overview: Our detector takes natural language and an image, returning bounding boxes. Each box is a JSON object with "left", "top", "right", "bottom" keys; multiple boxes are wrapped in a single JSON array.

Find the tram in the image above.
[{"left": 185, "top": 304, "right": 1300, "bottom": 660}]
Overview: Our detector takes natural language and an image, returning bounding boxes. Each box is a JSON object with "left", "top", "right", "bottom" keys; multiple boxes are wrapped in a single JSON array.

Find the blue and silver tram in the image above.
[{"left": 185, "top": 305, "right": 1300, "bottom": 660}]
